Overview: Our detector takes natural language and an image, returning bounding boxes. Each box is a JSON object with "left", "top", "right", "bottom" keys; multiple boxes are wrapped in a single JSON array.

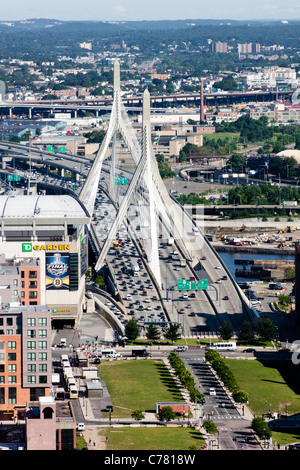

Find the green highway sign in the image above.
[
  {"left": 177, "top": 278, "right": 208, "bottom": 291},
  {"left": 47, "top": 145, "right": 54, "bottom": 153},
  {"left": 58, "top": 146, "right": 66, "bottom": 154},
  {"left": 7, "top": 174, "right": 21, "bottom": 182},
  {"left": 115, "top": 177, "right": 128, "bottom": 185}
]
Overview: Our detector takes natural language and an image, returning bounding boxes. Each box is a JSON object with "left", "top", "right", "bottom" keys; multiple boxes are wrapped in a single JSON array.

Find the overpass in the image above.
[{"left": 0, "top": 89, "right": 292, "bottom": 119}]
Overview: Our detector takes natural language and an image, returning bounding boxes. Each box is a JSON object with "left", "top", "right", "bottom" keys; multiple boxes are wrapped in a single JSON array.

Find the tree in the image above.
[
  {"left": 228, "top": 154, "right": 246, "bottom": 172},
  {"left": 124, "top": 318, "right": 140, "bottom": 343},
  {"left": 202, "top": 420, "right": 218, "bottom": 435},
  {"left": 284, "top": 266, "right": 295, "bottom": 281},
  {"left": 131, "top": 409, "right": 145, "bottom": 421},
  {"left": 83, "top": 130, "right": 106, "bottom": 144},
  {"left": 164, "top": 323, "right": 181, "bottom": 343},
  {"left": 232, "top": 390, "right": 248, "bottom": 404},
  {"left": 238, "top": 320, "right": 255, "bottom": 344},
  {"left": 252, "top": 417, "right": 272, "bottom": 440},
  {"left": 157, "top": 406, "right": 176, "bottom": 422},
  {"left": 146, "top": 323, "right": 161, "bottom": 342},
  {"left": 218, "top": 321, "right": 234, "bottom": 341},
  {"left": 257, "top": 317, "right": 276, "bottom": 342}
]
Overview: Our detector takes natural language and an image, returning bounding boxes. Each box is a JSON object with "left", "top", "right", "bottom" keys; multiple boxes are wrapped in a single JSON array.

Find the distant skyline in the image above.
[{"left": 0, "top": 0, "right": 300, "bottom": 22}]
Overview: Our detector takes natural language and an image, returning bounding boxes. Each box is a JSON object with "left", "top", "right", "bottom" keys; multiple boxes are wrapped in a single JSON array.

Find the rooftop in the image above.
[{"left": 0, "top": 194, "right": 89, "bottom": 222}]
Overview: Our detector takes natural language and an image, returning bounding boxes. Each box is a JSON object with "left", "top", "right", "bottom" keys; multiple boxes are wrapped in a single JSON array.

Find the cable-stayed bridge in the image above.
[{"left": 79, "top": 60, "right": 256, "bottom": 336}]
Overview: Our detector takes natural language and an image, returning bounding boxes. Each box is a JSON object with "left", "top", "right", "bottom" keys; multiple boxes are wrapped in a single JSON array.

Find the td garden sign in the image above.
[
  {"left": 22, "top": 243, "right": 70, "bottom": 252},
  {"left": 22, "top": 243, "right": 71, "bottom": 290}
]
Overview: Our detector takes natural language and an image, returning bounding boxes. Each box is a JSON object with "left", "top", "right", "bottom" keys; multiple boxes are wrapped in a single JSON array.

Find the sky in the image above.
[{"left": 1, "top": 0, "right": 300, "bottom": 22}]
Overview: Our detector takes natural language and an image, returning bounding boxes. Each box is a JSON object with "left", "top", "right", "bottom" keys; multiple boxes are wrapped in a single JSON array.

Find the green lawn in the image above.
[
  {"left": 98, "top": 359, "right": 185, "bottom": 418},
  {"left": 203, "top": 132, "right": 240, "bottom": 141},
  {"left": 224, "top": 359, "right": 300, "bottom": 416},
  {"left": 98, "top": 427, "right": 206, "bottom": 451}
]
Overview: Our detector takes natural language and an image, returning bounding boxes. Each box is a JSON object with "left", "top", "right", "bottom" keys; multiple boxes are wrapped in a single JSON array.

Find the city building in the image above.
[
  {"left": 0, "top": 305, "right": 52, "bottom": 421},
  {"left": 0, "top": 194, "right": 90, "bottom": 328},
  {"left": 209, "top": 41, "right": 228, "bottom": 53},
  {"left": 26, "top": 396, "right": 77, "bottom": 450},
  {"left": 250, "top": 103, "right": 300, "bottom": 123},
  {"left": 238, "top": 43, "right": 261, "bottom": 55}
]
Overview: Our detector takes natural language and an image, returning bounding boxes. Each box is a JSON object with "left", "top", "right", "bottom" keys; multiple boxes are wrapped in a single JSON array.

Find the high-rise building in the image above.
[{"left": 210, "top": 41, "right": 228, "bottom": 53}]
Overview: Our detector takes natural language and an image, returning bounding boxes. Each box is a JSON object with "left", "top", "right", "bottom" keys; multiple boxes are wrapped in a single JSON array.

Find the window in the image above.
[
  {"left": 39, "top": 353, "right": 47, "bottom": 361},
  {"left": 27, "top": 341, "right": 36, "bottom": 350},
  {"left": 27, "top": 353, "right": 36, "bottom": 361},
  {"left": 0, "top": 388, "right": 4, "bottom": 404},
  {"left": 39, "top": 364, "right": 47, "bottom": 372},
  {"left": 27, "top": 318, "right": 36, "bottom": 327},
  {"left": 8, "top": 387, "right": 16, "bottom": 404},
  {"left": 38, "top": 318, "right": 47, "bottom": 326},
  {"left": 8, "top": 353, "right": 16, "bottom": 361},
  {"left": 28, "top": 376, "right": 36, "bottom": 384},
  {"left": 0, "top": 377, "right": 4, "bottom": 384},
  {"left": 6, "top": 318, "right": 13, "bottom": 326},
  {"left": 39, "top": 376, "right": 47, "bottom": 384},
  {"left": 8, "top": 364, "right": 16, "bottom": 373},
  {"left": 0, "top": 354, "right": 4, "bottom": 361},
  {"left": 29, "top": 291, "right": 37, "bottom": 299},
  {"left": 39, "top": 341, "right": 47, "bottom": 350},
  {"left": 8, "top": 376, "right": 16, "bottom": 384},
  {"left": 27, "top": 330, "right": 36, "bottom": 338},
  {"left": 13, "top": 290, "right": 18, "bottom": 296},
  {"left": 8, "top": 342, "right": 16, "bottom": 349},
  {"left": 28, "top": 364, "right": 36, "bottom": 372},
  {"left": 29, "top": 281, "right": 37, "bottom": 288},
  {"left": 6, "top": 330, "right": 13, "bottom": 336},
  {"left": 29, "top": 271, "right": 37, "bottom": 279},
  {"left": 39, "top": 330, "right": 47, "bottom": 338}
]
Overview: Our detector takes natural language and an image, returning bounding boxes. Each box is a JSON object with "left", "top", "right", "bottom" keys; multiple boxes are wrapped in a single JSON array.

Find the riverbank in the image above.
[{"left": 213, "top": 243, "right": 294, "bottom": 256}]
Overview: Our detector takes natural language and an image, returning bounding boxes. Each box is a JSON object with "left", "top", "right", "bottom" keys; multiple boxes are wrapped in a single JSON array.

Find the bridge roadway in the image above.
[
  {"left": 94, "top": 168, "right": 248, "bottom": 336},
  {"left": 0, "top": 89, "right": 292, "bottom": 115},
  {"left": 0, "top": 141, "right": 249, "bottom": 335}
]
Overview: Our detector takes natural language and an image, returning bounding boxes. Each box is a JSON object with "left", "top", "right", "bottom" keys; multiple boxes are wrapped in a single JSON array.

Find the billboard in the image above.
[{"left": 46, "top": 253, "right": 69, "bottom": 290}]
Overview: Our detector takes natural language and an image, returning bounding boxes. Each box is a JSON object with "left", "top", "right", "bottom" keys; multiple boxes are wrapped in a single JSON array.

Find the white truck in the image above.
[{"left": 168, "top": 237, "right": 174, "bottom": 246}]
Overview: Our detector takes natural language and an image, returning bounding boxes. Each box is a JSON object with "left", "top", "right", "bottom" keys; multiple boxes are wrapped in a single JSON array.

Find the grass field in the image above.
[
  {"left": 203, "top": 132, "right": 240, "bottom": 142},
  {"left": 98, "top": 359, "right": 185, "bottom": 418},
  {"left": 98, "top": 427, "right": 206, "bottom": 451},
  {"left": 224, "top": 358, "right": 300, "bottom": 416}
]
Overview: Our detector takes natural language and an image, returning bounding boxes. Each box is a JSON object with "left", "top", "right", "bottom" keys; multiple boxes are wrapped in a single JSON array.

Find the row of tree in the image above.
[{"left": 124, "top": 318, "right": 181, "bottom": 344}]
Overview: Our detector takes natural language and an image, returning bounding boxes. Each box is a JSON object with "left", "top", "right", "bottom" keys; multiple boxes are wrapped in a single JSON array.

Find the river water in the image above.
[{"left": 218, "top": 251, "right": 294, "bottom": 281}]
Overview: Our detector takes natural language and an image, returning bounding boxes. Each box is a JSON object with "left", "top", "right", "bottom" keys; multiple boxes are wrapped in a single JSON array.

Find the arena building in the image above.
[{"left": 0, "top": 194, "right": 90, "bottom": 328}]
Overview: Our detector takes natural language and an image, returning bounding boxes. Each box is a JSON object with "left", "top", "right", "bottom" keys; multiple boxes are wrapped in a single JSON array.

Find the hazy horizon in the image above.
[{"left": 0, "top": 0, "right": 299, "bottom": 23}]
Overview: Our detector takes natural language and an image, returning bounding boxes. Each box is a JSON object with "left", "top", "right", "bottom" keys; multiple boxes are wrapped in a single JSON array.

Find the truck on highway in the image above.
[
  {"left": 131, "top": 348, "right": 152, "bottom": 357},
  {"left": 168, "top": 237, "right": 174, "bottom": 246},
  {"left": 131, "top": 261, "right": 139, "bottom": 276},
  {"left": 180, "top": 259, "right": 187, "bottom": 267}
]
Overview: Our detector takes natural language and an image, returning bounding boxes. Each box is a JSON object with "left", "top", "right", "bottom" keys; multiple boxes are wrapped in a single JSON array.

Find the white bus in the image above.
[{"left": 208, "top": 341, "right": 237, "bottom": 351}]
